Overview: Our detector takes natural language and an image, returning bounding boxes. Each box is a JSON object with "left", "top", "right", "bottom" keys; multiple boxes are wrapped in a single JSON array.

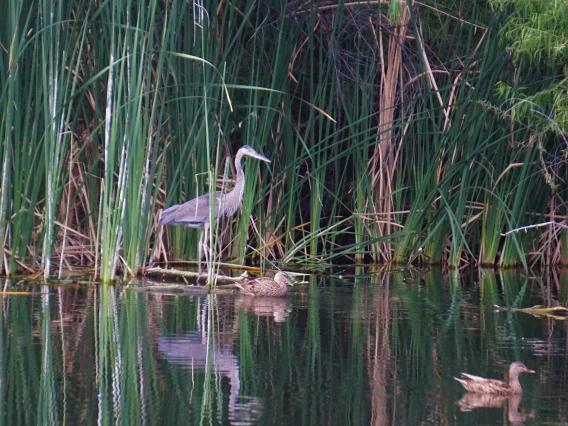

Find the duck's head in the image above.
[
  {"left": 274, "top": 272, "right": 293, "bottom": 286},
  {"left": 509, "top": 362, "right": 535, "bottom": 375}
]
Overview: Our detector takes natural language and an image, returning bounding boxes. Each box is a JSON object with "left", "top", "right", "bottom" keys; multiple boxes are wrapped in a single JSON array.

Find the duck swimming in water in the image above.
[
  {"left": 235, "top": 272, "right": 292, "bottom": 297},
  {"left": 454, "top": 362, "right": 535, "bottom": 395}
]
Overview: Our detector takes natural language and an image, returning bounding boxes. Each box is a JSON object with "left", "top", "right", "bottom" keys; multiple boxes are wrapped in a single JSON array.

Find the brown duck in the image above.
[
  {"left": 454, "top": 362, "right": 535, "bottom": 395},
  {"left": 235, "top": 272, "right": 292, "bottom": 297}
]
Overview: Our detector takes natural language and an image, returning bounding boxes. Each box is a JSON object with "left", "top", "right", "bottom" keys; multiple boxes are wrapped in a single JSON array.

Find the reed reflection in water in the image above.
[{"left": 0, "top": 268, "right": 566, "bottom": 425}]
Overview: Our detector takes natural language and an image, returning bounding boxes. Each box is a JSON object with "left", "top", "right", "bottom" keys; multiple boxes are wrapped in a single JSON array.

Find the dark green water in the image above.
[{"left": 0, "top": 268, "right": 566, "bottom": 425}]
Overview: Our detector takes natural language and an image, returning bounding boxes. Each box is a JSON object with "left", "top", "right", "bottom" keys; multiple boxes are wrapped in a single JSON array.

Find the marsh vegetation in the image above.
[{"left": 0, "top": 0, "right": 567, "bottom": 281}]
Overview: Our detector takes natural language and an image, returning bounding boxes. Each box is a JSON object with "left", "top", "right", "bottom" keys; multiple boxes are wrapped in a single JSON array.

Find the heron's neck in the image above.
[
  {"left": 235, "top": 151, "right": 245, "bottom": 176},
  {"left": 222, "top": 151, "right": 246, "bottom": 216},
  {"left": 232, "top": 151, "right": 245, "bottom": 197}
]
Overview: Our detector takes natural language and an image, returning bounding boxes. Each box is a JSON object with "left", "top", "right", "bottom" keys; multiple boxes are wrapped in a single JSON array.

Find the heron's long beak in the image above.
[
  {"left": 525, "top": 368, "right": 535, "bottom": 374},
  {"left": 256, "top": 153, "right": 270, "bottom": 163}
]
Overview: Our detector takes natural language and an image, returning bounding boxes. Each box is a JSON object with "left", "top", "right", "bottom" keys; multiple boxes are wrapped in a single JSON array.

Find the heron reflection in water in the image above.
[
  {"left": 158, "top": 332, "right": 263, "bottom": 424},
  {"left": 159, "top": 145, "right": 270, "bottom": 274}
]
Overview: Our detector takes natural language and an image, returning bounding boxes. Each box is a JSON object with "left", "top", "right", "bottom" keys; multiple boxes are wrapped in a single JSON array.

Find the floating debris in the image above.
[{"left": 494, "top": 304, "right": 568, "bottom": 320}]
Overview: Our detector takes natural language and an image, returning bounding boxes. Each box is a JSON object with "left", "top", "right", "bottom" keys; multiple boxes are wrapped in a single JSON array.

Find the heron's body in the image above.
[
  {"left": 454, "top": 362, "right": 535, "bottom": 395},
  {"left": 159, "top": 145, "right": 270, "bottom": 273},
  {"left": 160, "top": 191, "right": 226, "bottom": 228},
  {"left": 236, "top": 272, "right": 292, "bottom": 297}
]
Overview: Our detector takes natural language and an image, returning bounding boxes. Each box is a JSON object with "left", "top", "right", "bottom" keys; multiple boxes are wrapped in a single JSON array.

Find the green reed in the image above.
[
  {"left": 38, "top": 0, "right": 73, "bottom": 280},
  {"left": 0, "top": 2, "right": 42, "bottom": 276}
]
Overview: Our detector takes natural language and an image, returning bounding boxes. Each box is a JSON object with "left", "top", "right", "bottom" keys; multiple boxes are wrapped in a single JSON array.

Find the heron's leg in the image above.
[
  {"left": 203, "top": 222, "right": 211, "bottom": 277},
  {"left": 197, "top": 230, "right": 204, "bottom": 274}
]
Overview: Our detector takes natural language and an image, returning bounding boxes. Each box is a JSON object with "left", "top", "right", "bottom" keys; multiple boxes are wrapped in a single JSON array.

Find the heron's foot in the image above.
[{"left": 196, "top": 272, "right": 208, "bottom": 283}]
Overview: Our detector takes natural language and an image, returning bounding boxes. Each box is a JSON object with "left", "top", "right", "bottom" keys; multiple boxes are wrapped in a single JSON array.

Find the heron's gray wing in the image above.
[{"left": 160, "top": 192, "right": 223, "bottom": 227}]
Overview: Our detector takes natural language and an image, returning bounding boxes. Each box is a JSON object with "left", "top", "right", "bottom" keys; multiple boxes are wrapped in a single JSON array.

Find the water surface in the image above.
[{"left": 0, "top": 268, "right": 566, "bottom": 425}]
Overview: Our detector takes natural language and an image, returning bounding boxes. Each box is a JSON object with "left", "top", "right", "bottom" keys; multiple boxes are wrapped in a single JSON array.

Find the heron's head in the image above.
[{"left": 239, "top": 145, "right": 271, "bottom": 163}]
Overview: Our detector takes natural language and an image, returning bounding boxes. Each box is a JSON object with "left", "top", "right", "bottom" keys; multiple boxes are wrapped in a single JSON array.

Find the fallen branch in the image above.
[
  {"left": 501, "top": 221, "right": 568, "bottom": 236},
  {"left": 145, "top": 266, "right": 249, "bottom": 285}
]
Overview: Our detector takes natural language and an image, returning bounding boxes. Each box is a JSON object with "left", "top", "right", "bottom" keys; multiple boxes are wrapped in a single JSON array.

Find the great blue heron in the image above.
[{"left": 159, "top": 145, "right": 271, "bottom": 273}]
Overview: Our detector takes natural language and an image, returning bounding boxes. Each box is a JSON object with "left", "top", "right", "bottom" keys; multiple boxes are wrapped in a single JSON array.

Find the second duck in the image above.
[
  {"left": 454, "top": 361, "right": 535, "bottom": 395},
  {"left": 236, "top": 272, "right": 292, "bottom": 297}
]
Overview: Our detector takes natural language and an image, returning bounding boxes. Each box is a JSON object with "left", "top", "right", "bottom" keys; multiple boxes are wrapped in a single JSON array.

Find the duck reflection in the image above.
[
  {"left": 158, "top": 332, "right": 262, "bottom": 425},
  {"left": 457, "top": 393, "right": 535, "bottom": 425},
  {"left": 235, "top": 296, "right": 290, "bottom": 322}
]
